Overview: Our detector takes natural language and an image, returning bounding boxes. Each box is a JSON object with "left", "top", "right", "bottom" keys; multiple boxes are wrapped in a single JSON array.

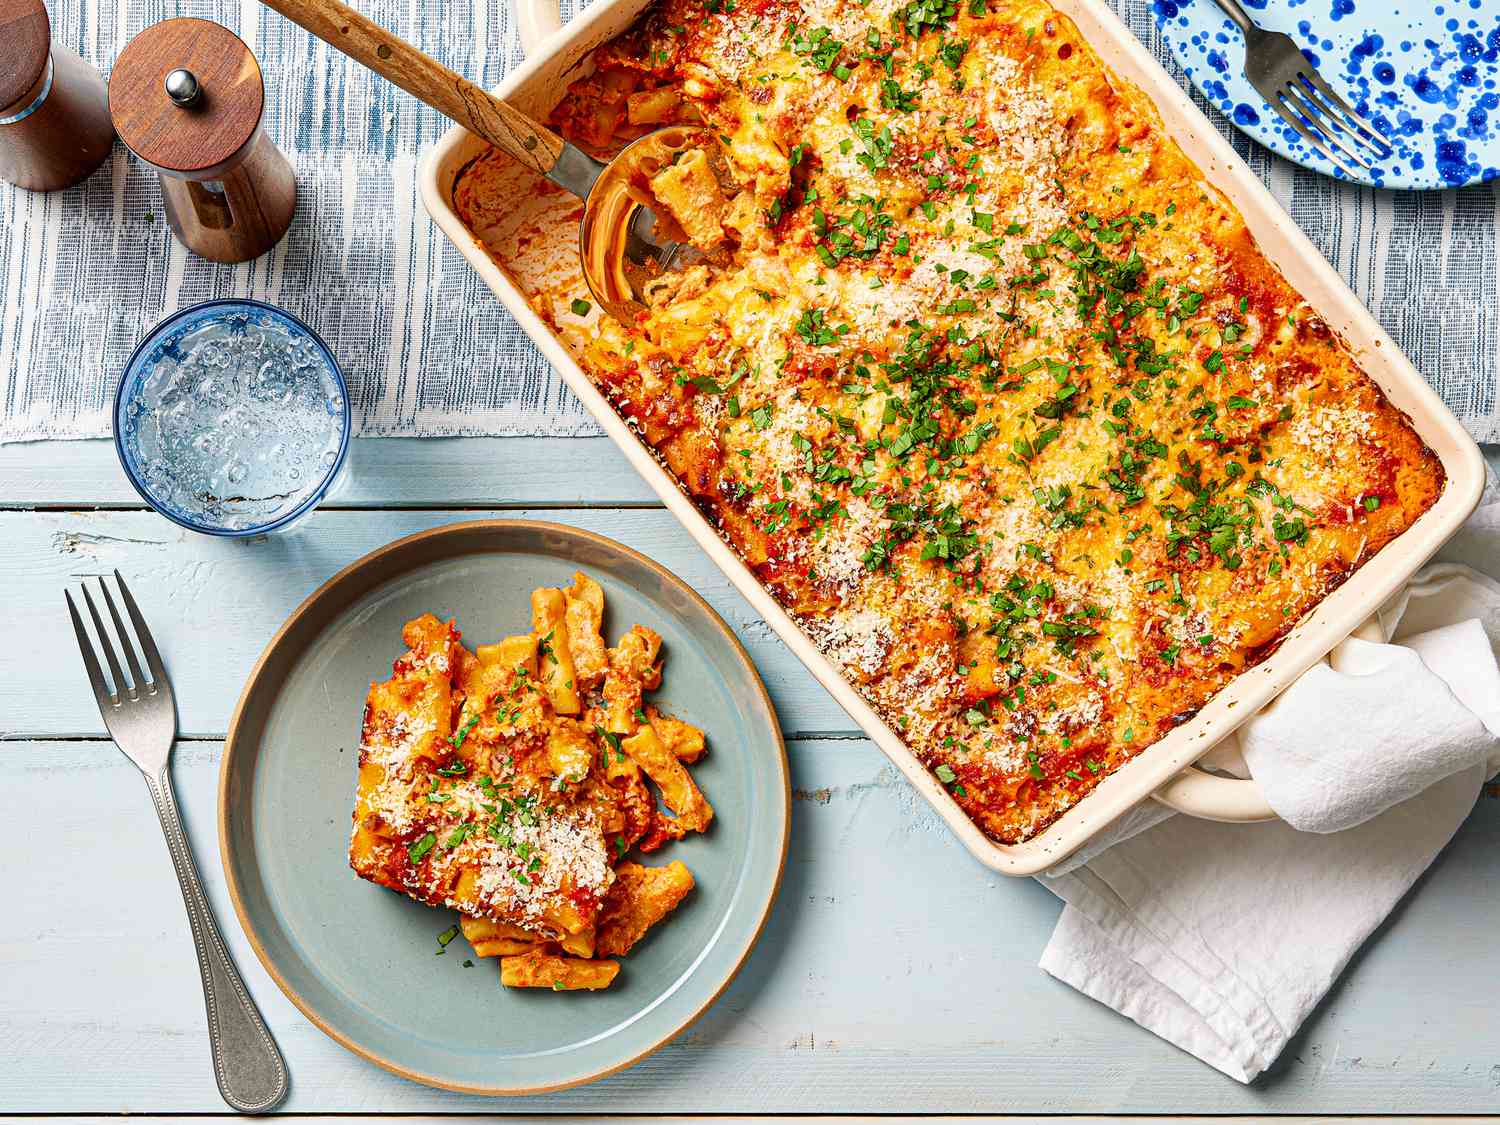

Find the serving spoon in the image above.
[{"left": 257, "top": 0, "right": 693, "bottom": 321}]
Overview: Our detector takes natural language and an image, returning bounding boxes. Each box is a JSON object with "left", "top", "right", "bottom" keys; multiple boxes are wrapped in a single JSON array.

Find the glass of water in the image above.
[{"left": 114, "top": 300, "right": 351, "bottom": 536}]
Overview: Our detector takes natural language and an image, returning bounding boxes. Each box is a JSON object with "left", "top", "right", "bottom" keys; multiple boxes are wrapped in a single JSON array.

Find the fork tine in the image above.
[
  {"left": 1298, "top": 69, "right": 1391, "bottom": 153},
  {"left": 114, "top": 569, "right": 169, "bottom": 687},
  {"left": 67, "top": 590, "right": 118, "bottom": 712},
  {"left": 1273, "top": 91, "right": 1358, "bottom": 178},
  {"left": 97, "top": 576, "right": 149, "bottom": 690},
  {"left": 1281, "top": 85, "right": 1374, "bottom": 170},
  {"left": 1292, "top": 78, "right": 1386, "bottom": 163},
  {"left": 81, "top": 584, "right": 131, "bottom": 697}
]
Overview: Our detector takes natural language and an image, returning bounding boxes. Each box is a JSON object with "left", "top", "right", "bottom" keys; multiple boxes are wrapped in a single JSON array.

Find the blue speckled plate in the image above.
[
  {"left": 220, "top": 520, "right": 789, "bottom": 1094},
  {"left": 1153, "top": 0, "right": 1500, "bottom": 188}
]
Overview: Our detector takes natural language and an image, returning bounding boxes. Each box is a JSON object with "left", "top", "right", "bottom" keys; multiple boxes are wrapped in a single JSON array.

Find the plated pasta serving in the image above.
[
  {"left": 454, "top": 0, "right": 1445, "bottom": 845},
  {"left": 350, "top": 571, "right": 712, "bottom": 991}
]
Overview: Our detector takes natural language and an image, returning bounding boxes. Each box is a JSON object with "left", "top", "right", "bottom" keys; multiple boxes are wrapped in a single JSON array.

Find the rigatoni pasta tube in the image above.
[{"left": 531, "top": 588, "right": 581, "bottom": 715}]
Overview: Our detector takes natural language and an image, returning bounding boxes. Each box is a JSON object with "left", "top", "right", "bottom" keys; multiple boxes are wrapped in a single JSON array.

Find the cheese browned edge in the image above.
[{"left": 455, "top": 0, "right": 1444, "bottom": 843}]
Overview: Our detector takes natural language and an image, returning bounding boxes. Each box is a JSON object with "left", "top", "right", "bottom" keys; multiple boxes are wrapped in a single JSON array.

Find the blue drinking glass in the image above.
[{"left": 114, "top": 299, "right": 352, "bottom": 536}]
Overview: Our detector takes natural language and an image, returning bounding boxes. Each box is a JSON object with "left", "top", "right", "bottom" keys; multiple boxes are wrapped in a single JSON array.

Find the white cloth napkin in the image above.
[{"left": 1037, "top": 497, "right": 1500, "bottom": 1083}]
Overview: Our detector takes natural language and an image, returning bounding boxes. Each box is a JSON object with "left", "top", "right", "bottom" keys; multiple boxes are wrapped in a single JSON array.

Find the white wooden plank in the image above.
[
  {"left": 0, "top": 438, "right": 654, "bottom": 508},
  {"left": 4, "top": 739, "right": 1499, "bottom": 1114},
  {"left": 1, "top": 508, "right": 852, "bottom": 738}
]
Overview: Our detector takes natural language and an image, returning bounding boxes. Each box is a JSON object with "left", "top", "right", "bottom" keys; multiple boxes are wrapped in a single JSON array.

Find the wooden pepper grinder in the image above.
[
  {"left": 109, "top": 18, "right": 296, "bottom": 263},
  {"left": 0, "top": 0, "right": 115, "bottom": 191}
]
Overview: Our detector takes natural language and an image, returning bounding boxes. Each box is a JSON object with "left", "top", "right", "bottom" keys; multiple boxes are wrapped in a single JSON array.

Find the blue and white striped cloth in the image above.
[{"left": 2, "top": 0, "right": 1498, "bottom": 442}]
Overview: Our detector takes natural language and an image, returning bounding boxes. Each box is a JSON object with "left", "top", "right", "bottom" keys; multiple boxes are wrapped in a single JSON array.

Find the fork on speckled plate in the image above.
[{"left": 1208, "top": 0, "right": 1392, "bottom": 177}]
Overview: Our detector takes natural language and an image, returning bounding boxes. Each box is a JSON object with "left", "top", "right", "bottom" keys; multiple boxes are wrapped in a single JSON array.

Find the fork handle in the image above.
[
  {"left": 145, "top": 767, "right": 290, "bottom": 1112},
  {"left": 1205, "top": 0, "right": 1255, "bottom": 36}
]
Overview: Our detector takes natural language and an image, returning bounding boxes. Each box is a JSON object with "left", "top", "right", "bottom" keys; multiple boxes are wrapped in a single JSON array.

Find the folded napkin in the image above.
[{"left": 1038, "top": 494, "right": 1500, "bottom": 1083}]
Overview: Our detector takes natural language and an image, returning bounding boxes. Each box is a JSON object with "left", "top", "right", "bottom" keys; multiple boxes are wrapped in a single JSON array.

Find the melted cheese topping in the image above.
[
  {"left": 350, "top": 609, "right": 708, "bottom": 934},
  {"left": 456, "top": 0, "right": 1444, "bottom": 843}
]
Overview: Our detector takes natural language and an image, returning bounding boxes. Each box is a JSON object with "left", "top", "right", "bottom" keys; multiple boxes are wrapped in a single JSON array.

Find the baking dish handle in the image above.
[
  {"left": 517, "top": 0, "right": 565, "bottom": 56},
  {"left": 1150, "top": 762, "right": 1277, "bottom": 823},
  {"left": 1150, "top": 614, "right": 1387, "bottom": 823}
]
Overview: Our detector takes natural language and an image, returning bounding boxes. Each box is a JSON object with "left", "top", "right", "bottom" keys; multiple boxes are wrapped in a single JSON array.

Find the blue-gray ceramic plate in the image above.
[
  {"left": 1154, "top": 0, "right": 1500, "bottom": 188},
  {"left": 220, "top": 520, "right": 789, "bottom": 1094}
]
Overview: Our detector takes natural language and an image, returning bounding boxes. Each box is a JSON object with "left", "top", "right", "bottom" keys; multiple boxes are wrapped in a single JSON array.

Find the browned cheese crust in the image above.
[{"left": 456, "top": 0, "right": 1443, "bottom": 842}]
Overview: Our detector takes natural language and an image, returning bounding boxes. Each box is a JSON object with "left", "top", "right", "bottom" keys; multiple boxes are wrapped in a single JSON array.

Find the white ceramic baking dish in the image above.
[{"left": 419, "top": 0, "right": 1487, "bottom": 875}]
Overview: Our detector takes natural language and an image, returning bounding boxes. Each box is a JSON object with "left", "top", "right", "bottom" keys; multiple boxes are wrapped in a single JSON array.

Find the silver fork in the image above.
[
  {"left": 66, "top": 571, "right": 288, "bottom": 1113},
  {"left": 1209, "top": 0, "right": 1392, "bottom": 177}
]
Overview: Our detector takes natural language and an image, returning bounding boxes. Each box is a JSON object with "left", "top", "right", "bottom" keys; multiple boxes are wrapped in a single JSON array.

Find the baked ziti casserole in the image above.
[
  {"left": 454, "top": 0, "right": 1445, "bottom": 843},
  {"left": 351, "top": 573, "right": 709, "bottom": 989}
]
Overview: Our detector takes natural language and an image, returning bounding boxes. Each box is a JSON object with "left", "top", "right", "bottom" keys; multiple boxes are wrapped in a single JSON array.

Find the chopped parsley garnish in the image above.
[
  {"left": 814, "top": 197, "right": 896, "bottom": 266},
  {"left": 880, "top": 78, "right": 919, "bottom": 112},
  {"left": 444, "top": 823, "right": 475, "bottom": 849},
  {"left": 595, "top": 725, "right": 626, "bottom": 764},
  {"left": 851, "top": 115, "right": 895, "bottom": 172},
  {"left": 790, "top": 25, "right": 851, "bottom": 79},
  {"left": 795, "top": 306, "right": 840, "bottom": 346},
  {"left": 894, "top": 0, "right": 958, "bottom": 37},
  {"left": 408, "top": 832, "right": 436, "bottom": 864},
  {"left": 1272, "top": 511, "right": 1309, "bottom": 546},
  {"left": 450, "top": 711, "right": 482, "bottom": 750}
]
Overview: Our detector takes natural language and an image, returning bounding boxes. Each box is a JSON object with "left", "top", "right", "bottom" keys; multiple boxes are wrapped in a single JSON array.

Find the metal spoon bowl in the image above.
[{"left": 575, "top": 126, "right": 708, "bottom": 322}]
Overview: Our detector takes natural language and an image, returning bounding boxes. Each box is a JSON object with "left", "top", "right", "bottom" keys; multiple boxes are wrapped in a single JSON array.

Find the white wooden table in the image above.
[{"left": 4, "top": 435, "right": 1500, "bottom": 1117}]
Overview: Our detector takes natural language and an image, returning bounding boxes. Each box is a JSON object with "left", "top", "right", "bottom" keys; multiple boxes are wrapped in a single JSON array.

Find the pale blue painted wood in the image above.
[
  {"left": 4, "top": 740, "right": 1499, "bottom": 1114},
  {"left": 3, "top": 508, "right": 851, "bottom": 739},
  {"left": 5, "top": 435, "right": 1500, "bottom": 1115},
  {"left": 0, "top": 438, "right": 652, "bottom": 507}
]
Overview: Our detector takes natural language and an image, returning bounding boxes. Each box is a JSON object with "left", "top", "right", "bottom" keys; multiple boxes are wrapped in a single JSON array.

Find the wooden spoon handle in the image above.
[{"left": 256, "top": 0, "right": 564, "bottom": 176}]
